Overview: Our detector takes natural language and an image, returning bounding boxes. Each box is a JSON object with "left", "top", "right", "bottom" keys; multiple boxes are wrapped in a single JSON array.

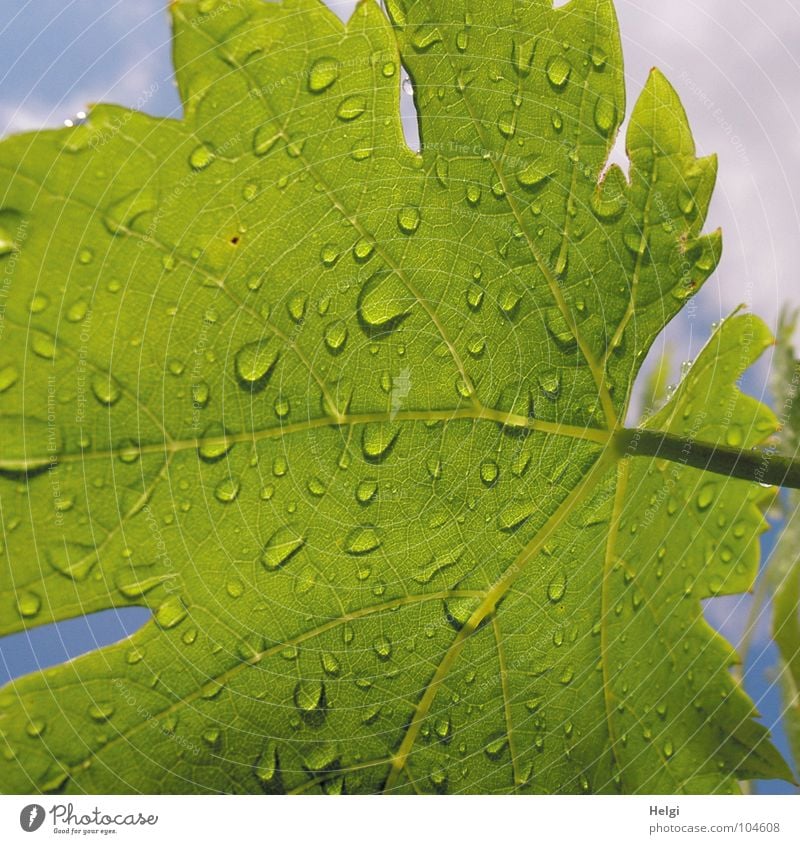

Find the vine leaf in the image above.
[
  {"left": 0, "top": 0, "right": 791, "bottom": 793},
  {"left": 768, "top": 312, "right": 800, "bottom": 775}
]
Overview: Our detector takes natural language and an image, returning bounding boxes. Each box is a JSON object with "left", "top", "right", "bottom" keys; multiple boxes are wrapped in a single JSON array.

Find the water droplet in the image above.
[
  {"left": 154, "top": 595, "right": 187, "bottom": 629},
  {"left": 544, "top": 308, "right": 576, "bottom": 349},
  {"left": 29, "top": 293, "right": 49, "bottom": 314},
  {"left": 16, "top": 591, "right": 41, "bottom": 618},
  {"left": 0, "top": 365, "right": 19, "bottom": 393},
  {"left": 64, "top": 299, "right": 89, "bottom": 323},
  {"left": 539, "top": 370, "right": 561, "bottom": 399},
  {"left": 466, "top": 283, "right": 484, "bottom": 311},
  {"left": 623, "top": 229, "right": 647, "bottom": 256},
  {"left": 197, "top": 423, "right": 233, "bottom": 463},
  {"left": 202, "top": 728, "right": 221, "bottom": 748},
  {"left": 498, "top": 112, "right": 516, "bottom": 139},
  {"left": 512, "top": 36, "right": 537, "bottom": 77},
  {"left": 354, "top": 238, "right": 375, "bottom": 262},
  {"left": 255, "top": 742, "right": 280, "bottom": 790},
  {"left": 303, "top": 742, "right": 339, "bottom": 772},
  {"left": 373, "top": 635, "right": 392, "bottom": 660},
  {"left": 26, "top": 719, "right": 46, "bottom": 738},
  {"left": 358, "top": 272, "right": 413, "bottom": 335},
  {"left": 262, "top": 526, "right": 305, "bottom": 571},
  {"left": 594, "top": 96, "right": 616, "bottom": 135},
  {"left": 189, "top": 143, "right": 215, "bottom": 171},
  {"left": 480, "top": 460, "right": 499, "bottom": 486},
  {"left": 214, "top": 477, "right": 240, "bottom": 503},
  {"left": 308, "top": 57, "right": 339, "bottom": 93},
  {"left": 498, "top": 500, "right": 538, "bottom": 531},
  {"left": 361, "top": 423, "right": 399, "bottom": 462},
  {"left": 30, "top": 331, "right": 56, "bottom": 359},
  {"left": 234, "top": 339, "right": 279, "bottom": 389},
  {"left": 323, "top": 319, "right": 348, "bottom": 354},
  {"left": 547, "top": 571, "right": 567, "bottom": 603},
  {"left": 696, "top": 482, "right": 716, "bottom": 511},
  {"left": 356, "top": 479, "right": 378, "bottom": 504},
  {"left": 499, "top": 286, "right": 522, "bottom": 318},
  {"left": 337, "top": 96, "right": 366, "bottom": 121},
  {"left": 546, "top": 55, "right": 572, "bottom": 89},
  {"left": 253, "top": 126, "right": 281, "bottom": 157},
  {"left": 0, "top": 222, "right": 18, "bottom": 256},
  {"left": 410, "top": 24, "right": 442, "bottom": 51},
  {"left": 397, "top": 206, "right": 421, "bottom": 235},
  {"left": 725, "top": 425, "right": 743, "bottom": 447},
  {"left": 87, "top": 703, "right": 114, "bottom": 723},
  {"left": 517, "top": 160, "right": 552, "bottom": 190},
  {"left": 294, "top": 679, "right": 326, "bottom": 724},
  {"left": 192, "top": 380, "right": 211, "bottom": 409},
  {"left": 116, "top": 572, "right": 173, "bottom": 599},
  {"left": 91, "top": 373, "right": 122, "bottom": 406},
  {"left": 413, "top": 546, "right": 464, "bottom": 584},
  {"left": 484, "top": 734, "right": 509, "bottom": 761},
  {"left": 344, "top": 525, "right": 381, "bottom": 555},
  {"left": 466, "top": 184, "right": 482, "bottom": 206},
  {"left": 590, "top": 46, "right": 608, "bottom": 69}
]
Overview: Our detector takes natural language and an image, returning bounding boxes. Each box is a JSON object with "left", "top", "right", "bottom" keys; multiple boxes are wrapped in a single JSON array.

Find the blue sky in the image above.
[{"left": 1, "top": 0, "right": 798, "bottom": 794}]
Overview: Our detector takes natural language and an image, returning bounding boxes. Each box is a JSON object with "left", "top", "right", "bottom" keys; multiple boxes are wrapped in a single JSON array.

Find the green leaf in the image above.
[
  {"left": 0, "top": 0, "right": 791, "bottom": 793},
  {"left": 768, "top": 311, "right": 800, "bottom": 774}
]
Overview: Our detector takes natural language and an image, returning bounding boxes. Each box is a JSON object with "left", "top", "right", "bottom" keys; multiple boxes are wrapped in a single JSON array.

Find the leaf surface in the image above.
[{"left": 0, "top": 0, "right": 790, "bottom": 793}]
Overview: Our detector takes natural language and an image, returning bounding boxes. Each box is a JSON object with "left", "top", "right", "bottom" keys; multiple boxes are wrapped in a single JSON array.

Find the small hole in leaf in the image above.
[
  {"left": 0, "top": 607, "right": 150, "bottom": 684},
  {"left": 230, "top": 236, "right": 240, "bottom": 246}
]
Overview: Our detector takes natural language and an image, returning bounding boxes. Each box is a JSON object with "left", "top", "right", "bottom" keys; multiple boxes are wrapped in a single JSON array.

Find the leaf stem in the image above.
[{"left": 616, "top": 428, "right": 800, "bottom": 490}]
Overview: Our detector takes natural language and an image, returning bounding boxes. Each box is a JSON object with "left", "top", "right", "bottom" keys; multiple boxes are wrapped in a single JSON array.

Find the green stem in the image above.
[{"left": 615, "top": 428, "right": 800, "bottom": 490}]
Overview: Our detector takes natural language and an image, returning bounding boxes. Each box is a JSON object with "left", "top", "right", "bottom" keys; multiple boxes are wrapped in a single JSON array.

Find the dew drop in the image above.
[
  {"left": 308, "top": 57, "right": 339, "bottom": 93},
  {"left": 262, "top": 526, "right": 305, "bottom": 571},
  {"left": 547, "top": 571, "right": 567, "bottom": 603},
  {"left": 87, "top": 703, "right": 115, "bottom": 723},
  {"left": 344, "top": 525, "right": 381, "bottom": 555},
  {"left": 484, "top": 734, "right": 509, "bottom": 761},
  {"left": 189, "top": 143, "right": 215, "bottom": 171},
  {"left": 544, "top": 308, "right": 576, "bottom": 349},
  {"left": 234, "top": 339, "right": 279, "bottom": 389},
  {"left": 361, "top": 423, "right": 400, "bottom": 462},
  {"left": 16, "top": 590, "right": 41, "bottom": 618},
  {"left": 410, "top": 24, "right": 442, "bottom": 51},
  {"left": 517, "top": 160, "right": 552, "bottom": 190},
  {"left": 337, "top": 96, "right": 366, "bottom": 121},
  {"left": 397, "top": 206, "right": 421, "bottom": 235},
  {"left": 324, "top": 319, "right": 348, "bottom": 353},
  {"left": 356, "top": 479, "right": 378, "bottom": 504},
  {"left": 26, "top": 719, "right": 47, "bottom": 738},
  {"left": 198, "top": 423, "right": 233, "bottom": 463},
  {"left": 255, "top": 742, "right": 280, "bottom": 790},
  {"left": 480, "top": 460, "right": 499, "bottom": 486},
  {"left": 594, "top": 96, "right": 616, "bottom": 135},
  {"left": 546, "top": 55, "right": 572, "bottom": 89},
  {"left": 293, "top": 679, "right": 326, "bottom": 723},
  {"left": 466, "top": 283, "right": 484, "bottom": 311},
  {"left": 253, "top": 126, "right": 281, "bottom": 157},
  {"left": 373, "top": 635, "right": 392, "bottom": 660},
  {"left": 214, "top": 477, "right": 241, "bottom": 503},
  {"left": 154, "top": 595, "right": 187, "bottom": 629},
  {"left": 91, "top": 373, "right": 122, "bottom": 406},
  {"left": 696, "top": 482, "right": 717, "bottom": 512},
  {"left": 0, "top": 365, "right": 19, "bottom": 393}
]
